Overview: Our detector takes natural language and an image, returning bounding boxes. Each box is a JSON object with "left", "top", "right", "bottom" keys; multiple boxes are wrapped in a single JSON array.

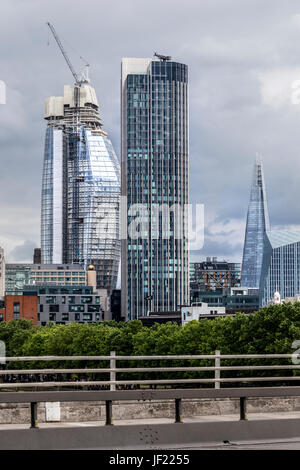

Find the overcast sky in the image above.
[{"left": 1, "top": 0, "right": 300, "bottom": 263}]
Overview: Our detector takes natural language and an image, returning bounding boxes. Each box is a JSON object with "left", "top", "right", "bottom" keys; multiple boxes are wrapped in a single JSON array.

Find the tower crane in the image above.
[
  {"left": 46, "top": 22, "right": 88, "bottom": 256},
  {"left": 46, "top": 22, "right": 89, "bottom": 87}
]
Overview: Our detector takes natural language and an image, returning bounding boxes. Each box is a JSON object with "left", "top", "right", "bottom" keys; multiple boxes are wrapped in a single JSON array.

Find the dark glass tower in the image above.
[
  {"left": 121, "top": 57, "right": 189, "bottom": 320},
  {"left": 241, "top": 157, "right": 270, "bottom": 288}
]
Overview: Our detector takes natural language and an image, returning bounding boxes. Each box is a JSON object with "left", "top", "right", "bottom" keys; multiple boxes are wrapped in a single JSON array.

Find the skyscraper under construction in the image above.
[{"left": 41, "top": 82, "right": 120, "bottom": 291}]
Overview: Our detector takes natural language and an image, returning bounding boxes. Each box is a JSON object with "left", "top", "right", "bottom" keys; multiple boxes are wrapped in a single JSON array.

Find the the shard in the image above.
[{"left": 241, "top": 157, "right": 270, "bottom": 288}]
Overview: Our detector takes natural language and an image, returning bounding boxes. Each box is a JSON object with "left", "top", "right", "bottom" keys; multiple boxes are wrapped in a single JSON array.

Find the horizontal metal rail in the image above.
[
  {"left": 0, "top": 353, "right": 299, "bottom": 390},
  {"left": 1, "top": 365, "right": 300, "bottom": 375},
  {"left": 2, "top": 354, "right": 298, "bottom": 361}
]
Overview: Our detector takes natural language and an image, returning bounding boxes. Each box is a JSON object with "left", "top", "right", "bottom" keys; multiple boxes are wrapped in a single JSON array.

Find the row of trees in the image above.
[
  {"left": 0, "top": 303, "right": 300, "bottom": 382},
  {"left": 0, "top": 302, "right": 299, "bottom": 357}
]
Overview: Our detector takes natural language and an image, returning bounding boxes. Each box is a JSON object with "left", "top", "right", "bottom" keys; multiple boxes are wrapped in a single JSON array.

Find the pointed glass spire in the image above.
[{"left": 241, "top": 156, "right": 270, "bottom": 288}]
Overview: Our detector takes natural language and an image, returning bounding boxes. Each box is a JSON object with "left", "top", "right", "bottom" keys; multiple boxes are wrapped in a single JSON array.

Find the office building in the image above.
[
  {"left": 121, "top": 56, "right": 189, "bottom": 319},
  {"left": 23, "top": 285, "right": 108, "bottom": 324},
  {"left": 5, "top": 263, "right": 89, "bottom": 295},
  {"left": 41, "top": 82, "right": 120, "bottom": 291},
  {"left": 0, "top": 248, "right": 5, "bottom": 298},
  {"left": 260, "top": 230, "right": 300, "bottom": 306},
  {"left": 241, "top": 158, "right": 270, "bottom": 288},
  {"left": 191, "top": 287, "right": 259, "bottom": 314},
  {"left": 5, "top": 264, "right": 32, "bottom": 295},
  {"left": 181, "top": 304, "right": 226, "bottom": 325},
  {"left": 31, "top": 264, "right": 87, "bottom": 286},
  {"left": 190, "top": 258, "right": 241, "bottom": 293},
  {"left": 139, "top": 304, "right": 227, "bottom": 327}
]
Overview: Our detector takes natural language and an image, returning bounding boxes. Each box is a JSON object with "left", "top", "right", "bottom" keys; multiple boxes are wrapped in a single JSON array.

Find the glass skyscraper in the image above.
[
  {"left": 241, "top": 158, "right": 270, "bottom": 288},
  {"left": 41, "top": 84, "right": 120, "bottom": 291},
  {"left": 121, "top": 57, "right": 189, "bottom": 320},
  {"left": 260, "top": 230, "right": 300, "bottom": 306}
]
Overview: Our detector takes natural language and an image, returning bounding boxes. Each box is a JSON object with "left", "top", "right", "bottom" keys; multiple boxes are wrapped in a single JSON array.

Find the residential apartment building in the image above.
[{"left": 121, "top": 56, "right": 189, "bottom": 319}]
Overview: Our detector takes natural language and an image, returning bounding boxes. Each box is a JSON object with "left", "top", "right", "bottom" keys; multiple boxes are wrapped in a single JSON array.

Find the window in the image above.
[
  {"left": 49, "top": 305, "right": 59, "bottom": 313},
  {"left": 13, "top": 302, "right": 20, "bottom": 320},
  {"left": 69, "top": 305, "right": 84, "bottom": 313},
  {"left": 68, "top": 296, "right": 75, "bottom": 304},
  {"left": 81, "top": 296, "right": 93, "bottom": 304},
  {"left": 62, "top": 313, "right": 69, "bottom": 321},
  {"left": 49, "top": 313, "right": 56, "bottom": 322},
  {"left": 83, "top": 314, "right": 93, "bottom": 321},
  {"left": 46, "top": 296, "right": 56, "bottom": 304},
  {"left": 88, "top": 305, "right": 100, "bottom": 312}
]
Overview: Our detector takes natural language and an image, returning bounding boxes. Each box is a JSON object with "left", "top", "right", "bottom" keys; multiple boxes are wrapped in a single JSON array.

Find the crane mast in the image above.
[
  {"left": 46, "top": 21, "right": 88, "bottom": 260},
  {"left": 46, "top": 22, "right": 89, "bottom": 87}
]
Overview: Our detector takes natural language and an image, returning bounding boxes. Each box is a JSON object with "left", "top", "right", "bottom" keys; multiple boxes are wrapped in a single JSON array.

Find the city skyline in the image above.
[{"left": 2, "top": 1, "right": 300, "bottom": 264}]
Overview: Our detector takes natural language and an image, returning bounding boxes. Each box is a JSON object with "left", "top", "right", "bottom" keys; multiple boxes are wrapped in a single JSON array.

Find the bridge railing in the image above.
[{"left": 0, "top": 351, "right": 299, "bottom": 390}]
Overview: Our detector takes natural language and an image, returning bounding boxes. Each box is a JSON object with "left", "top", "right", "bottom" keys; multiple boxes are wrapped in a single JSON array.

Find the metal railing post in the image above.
[
  {"left": 240, "top": 397, "right": 247, "bottom": 420},
  {"left": 110, "top": 351, "right": 116, "bottom": 391},
  {"left": 215, "top": 350, "right": 220, "bottom": 389},
  {"left": 30, "top": 402, "right": 38, "bottom": 428},
  {"left": 175, "top": 398, "right": 182, "bottom": 423},
  {"left": 105, "top": 400, "right": 113, "bottom": 425}
]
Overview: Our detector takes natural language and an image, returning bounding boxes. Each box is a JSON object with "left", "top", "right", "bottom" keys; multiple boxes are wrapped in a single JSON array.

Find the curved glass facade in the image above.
[
  {"left": 41, "top": 127, "right": 67, "bottom": 265},
  {"left": 41, "top": 84, "right": 120, "bottom": 291},
  {"left": 67, "top": 128, "right": 120, "bottom": 289}
]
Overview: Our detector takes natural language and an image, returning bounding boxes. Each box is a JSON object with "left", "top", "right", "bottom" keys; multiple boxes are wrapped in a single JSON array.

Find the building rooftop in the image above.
[{"left": 266, "top": 230, "right": 300, "bottom": 249}]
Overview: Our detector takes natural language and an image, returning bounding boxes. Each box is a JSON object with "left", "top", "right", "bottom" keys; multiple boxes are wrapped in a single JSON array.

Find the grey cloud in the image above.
[
  {"left": 8, "top": 240, "right": 36, "bottom": 263},
  {"left": 191, "top": 240, "right": 243, "bottom": 263},
  {"left": 1, "top": 0, "right": 300, "bottom": 262}
]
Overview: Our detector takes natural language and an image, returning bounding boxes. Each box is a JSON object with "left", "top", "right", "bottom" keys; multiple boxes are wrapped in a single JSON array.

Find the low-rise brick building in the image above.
[{"left": 0, "top": 295, "right": 38, "bottom": 324}]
